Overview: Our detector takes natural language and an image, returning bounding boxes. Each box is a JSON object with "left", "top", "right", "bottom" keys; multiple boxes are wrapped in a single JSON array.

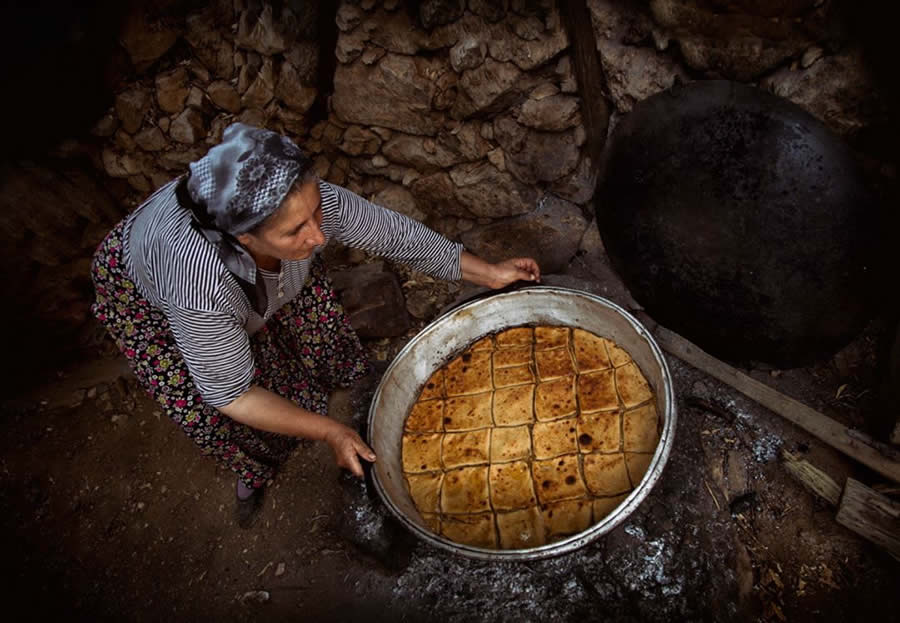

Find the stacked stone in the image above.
[{"left": 96, "top": 0, "right": 321, "bottom": 197}]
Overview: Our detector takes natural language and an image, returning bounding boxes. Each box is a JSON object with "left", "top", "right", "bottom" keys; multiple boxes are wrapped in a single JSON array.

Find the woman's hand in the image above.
[
  {"left": 460, "top": 251, "right": 542, "bottom": 289},
  {"left": 489, "top": 257, "right": 541, "bottom": 289},
  {"left": 324, "top": 422, "right": 377, "bottom": 478}
]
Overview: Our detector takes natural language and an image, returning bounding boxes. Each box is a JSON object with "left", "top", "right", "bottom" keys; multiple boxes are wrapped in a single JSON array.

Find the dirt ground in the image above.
[{"left": 2, "top": 248, "right": 899, "bottom": 622}]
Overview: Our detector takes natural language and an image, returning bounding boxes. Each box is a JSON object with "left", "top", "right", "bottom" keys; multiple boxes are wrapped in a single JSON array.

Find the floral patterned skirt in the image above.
[{"left": 90, "top": 220, "right": 370, "bottom": 489}]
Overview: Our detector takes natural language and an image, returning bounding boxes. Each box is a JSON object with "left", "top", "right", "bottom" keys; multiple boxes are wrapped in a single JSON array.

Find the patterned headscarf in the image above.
[
  {"left": 187, "top": 122, "right": 311, "bottom": 235},
  {"left": 179, "top": 123, "right": 313, "bottom": 316}
]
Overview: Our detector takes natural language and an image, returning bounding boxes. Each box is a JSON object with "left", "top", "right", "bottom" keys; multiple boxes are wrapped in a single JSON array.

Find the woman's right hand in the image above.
[{"left": 324, "top": 422, "right": 377, "bottom": 478}]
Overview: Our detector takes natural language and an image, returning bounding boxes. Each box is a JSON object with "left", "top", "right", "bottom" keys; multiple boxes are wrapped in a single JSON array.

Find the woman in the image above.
[{"left": 91, "top": 123, "right": 541, "bottom": 526}]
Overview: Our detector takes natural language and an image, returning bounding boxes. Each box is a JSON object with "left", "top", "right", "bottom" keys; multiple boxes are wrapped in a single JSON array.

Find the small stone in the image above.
[
  {"left": 159, "top": 117, "right": 170, "bottom": 133},
  {"left": 115, "top": 88, "right": 151, "bottom": 134},
  {"left": 449, "top": 36, "right": 487, "bottom": 73},
  {"left": 275, "top": 562, "right": 286, "bottom": 577},
  {"left": 169, "top": 108, "right": 207, "bottom": 144},
  {"left": 207, "top": 81, "right": 242, "bottom": 113},
  {"left": 529, "top": 83, "right": 559, "bottom": 100},
  {"left": 86, "top": 387, "right": 98, "bottom": 399},
  {"left": 155, "top": 67, "right": 190, "bottom": 115},
  {"left": 135, "top": 126, "right": 168, "bottom": 152},
  {"left": 240, "top": 590, "right": 270, "bottom": 605},
  {"left": 336, "top": 4, "right": 364, "bottom": 31},
  {"left": 186, "top": 87, "right": 206, "bottom": 110},
  {"left": 371, "top": 154, "right": 389, "bottom": 168},
  {"left": 91, "top": 113, "right": 119, "bottom": 138},
  {"left": 361, "top": 47, "right": 387, "bottom": 65},
  {"left": 800, "top": 46, "right": 824, "bottom": 69},
  {"left": 487, "top": 148, "right": 505, "bottom": 170}
]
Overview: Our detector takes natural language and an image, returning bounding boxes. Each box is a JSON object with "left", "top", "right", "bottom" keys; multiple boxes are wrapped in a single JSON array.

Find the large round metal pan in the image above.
[{"left": 367, "top": 286, "right": 677, "bottom": 561}]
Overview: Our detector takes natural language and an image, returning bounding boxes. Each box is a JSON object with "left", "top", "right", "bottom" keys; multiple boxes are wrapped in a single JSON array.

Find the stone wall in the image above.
[{"left": 0, "top": 0, "right": 892, "bottom": 379}]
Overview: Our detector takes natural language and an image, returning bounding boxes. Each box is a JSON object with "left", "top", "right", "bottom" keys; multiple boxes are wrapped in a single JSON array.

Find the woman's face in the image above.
[{"left": 237, "top": 180, "right": 325, "bottom": 262}]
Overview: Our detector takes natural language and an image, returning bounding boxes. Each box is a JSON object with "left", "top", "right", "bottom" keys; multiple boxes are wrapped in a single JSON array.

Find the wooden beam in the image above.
[
  {"left": 836, "top": 478, "right": 900, "bottom": 560},
  {"left": 644, "top": 318, "right": 900, "bottom": 483}
]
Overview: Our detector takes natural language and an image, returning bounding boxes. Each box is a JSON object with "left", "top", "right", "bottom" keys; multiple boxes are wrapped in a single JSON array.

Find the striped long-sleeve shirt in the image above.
[{"left": 122, "top": 179, "right": 463, "bottom": 408}]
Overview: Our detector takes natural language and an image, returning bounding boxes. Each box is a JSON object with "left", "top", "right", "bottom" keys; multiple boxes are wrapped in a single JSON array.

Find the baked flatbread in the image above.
[
  {"left": 443, "top": 392, "right": 493, "bottom": 431},
  {"left": 492, "top": 347, "right": 532, "bottom": 369},
  {"left": 534, "top": 376, "right": 576, "bottom": 421},
  {"left": 534, "top": 347, "right": 576, "bottom": 381},
  {"left": 405, "top": 399, "right": 444, "bottom": 432},
  {"left": 419, "top": 369, "right": 444, "bottom": 401},
  {"left": 582, "top": 453, "right": 631, "bottom": 496},
  {"left": 577, "top": 369, "right": 618, "bottom": 412},
  {"left": 470, "top": 336, "right": 494, "bottom": 351},
  {"left": 542, "top": 498, "right": 592, "bottom": 537},
  {"left": 421, "top": 513, "right": 441, "bottom": 534},
  {"left": 615, "top": 362, "right": 653, "bottom": 408},
  {"left": 442, "top": 429, "right": 490, "bottom": 469},
  {"left": 489, "top": 460, "right": 537, "bottom": 510},
  {"left": 623, "top": 403, "right": 659, "bottom": 452},
  {"left": 406, "top": 471, "right": 443, "bottom": 513},
  {"left": 572, "top": 328, "right": 612, "bottom": 373},
  {"left": 532, "top": 455, "right": 586, "bottom": 504},
  {"left": 495, "top": 327, "right": 533, "bottom": 348},
  {"left": 497, "top": 507, "right": 546, "bottom": 548},
  {"left": 441, "top": 466, "right": 490, "bottom": 514},
  {"left": 494, "top": 364, "right": 535, "bottom": 388},
  {"left": 532, "top": 418, "right": 578, "bottom": 460},
  {"left": 576, "top": 411, "right": 621, "bottom": 453},
  {"left": 445, "top": 351, "right": 493, "bottom": 396},
  {"left": 441, "top": 513, "right": 496, "bottom": 548},
  {"left": 491, "top": 384, "right": 534, "bottom": 426},
  {"left": 625, "top": 452, "right": 653, "bottom": 487},
  {"left": 592, "top": 494, "right": 628, "bottom": 521},
  {"left": 490, "top": 425, "right": 531, "bottom": 463},
  {"left": 534, "top": 326, "right": 569, "bottom": 351},
  {"left": 606, "top": 339, "right": 632, "bottom": 367},
  {"left": 402, "top": 433, "right": 443, "bottom": 473}
]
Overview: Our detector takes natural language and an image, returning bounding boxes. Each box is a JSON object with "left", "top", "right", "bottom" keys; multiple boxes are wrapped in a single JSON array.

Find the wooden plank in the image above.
[
  {"left": 781, "top": 450, "right": 843, "bottom": 506},
  {"left": 648, "top": 321, "right": 900, "bottom": 483},
  {"left": 836, "top": 478, "right": 900, "bottom": 560}
]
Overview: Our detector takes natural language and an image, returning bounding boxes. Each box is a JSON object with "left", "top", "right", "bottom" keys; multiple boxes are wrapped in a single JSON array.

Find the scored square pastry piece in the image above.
[
  {"left": 444, "top": 351, "right": 493, "bottom": 396},
  {"left": 592, "top": 494, "right": 628, "bottom": 522},
  {"left": 470, "top": 336, "right": 494, "bottom": 351},
  {"left": 489, "top": 460, "right": 537, "bottom": 510},
  {"left": 542, "top": 498, "right": 592, "bottom": 538},
  {"left": 583, "top": 453, "right": 631, "bottom": 496},
  {"left": 577, "top": 369, "right": 618, "bottom": 412},
  {"left": 623, "top": 403, "right": 660, "bottom": 453},
  {"left": 534, "top": 376, "right": 576, "bottom": 422},
  {"left": 441, "top": 466, "right": 491, "bottom": 514},
  {"left": 535, "top": 326, "right": 569, "bottom": 351},
  {"left": 443, "top": 392, "right": 493, "bottom": 431},
  {"left": 532, "top": 455, "right": 586, "bottom": 504},
  {"left": 616, "top": 362, "right": 653, "bottom": 408},
  {"left": 572, "top": 328, "right": 612, "bottom": 373},
  {"left": 490, "top": 425, "right": 531, "bottom": 463},
  {"left": 441, "top": 513, "right": 496, "bottom": 548},
  {"left": 625, "top": 452, "right": 653, "bottom": 488},
  {"left": 442, "top": 429, "right": 490, "bottom": 469},
  {"left": 606, "top": 339, "right": 632, "bottom": 367},
  {"left": 405, "top": 399, "right": 444, "bottom": 432},
  {"left": 418, "top": 369, "right": 444, "bottom": 401},
  {"left": 532, "top": 418, "right": 578, "bottom": 460},
  {"left": 492, "top": 384, "right": 534, "bottom": 426},
  {"left": 497, "top": 507, "right": 546, "bottom": 549},
  {"left": 494, "top": 364, "right": 535, "bottom": 388},
  {"left": 496, "top": 327, "right": 533, "bottom": 348},
  {"left": 493, "top": 346, "right": 532, "bottom": 369},
  {"left": 401, "top": 433, "right": 443, "bottom": 473},
  {"left": 406, "top": 471, "right": 443, "bottom": 513},
  {"left": 535, "top": 347, "right": 576, "bottom": 381},
  {"left": 576, "top": 411, "right": 621, "bottom": 453}
]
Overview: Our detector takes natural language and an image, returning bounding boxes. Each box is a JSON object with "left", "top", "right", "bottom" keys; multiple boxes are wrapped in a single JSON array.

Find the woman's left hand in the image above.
[{"left": 489, "top": 257, "right": 541, "bottom": 289}]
